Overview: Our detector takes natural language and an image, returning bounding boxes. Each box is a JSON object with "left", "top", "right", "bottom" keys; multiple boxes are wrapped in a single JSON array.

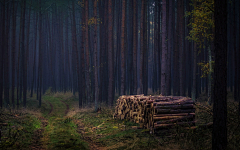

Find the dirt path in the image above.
[
  {"left": 29, "top": 116, "right": 48, "bottom": 150},
  {"left": 75, "top": 119, "right": 106, "bottom": 150},
  {"left": 46, "top": 101, "right": 53, "bottom": 115},
  {"left": 59, "top": 99, "right": 69, "bottom": 115}
]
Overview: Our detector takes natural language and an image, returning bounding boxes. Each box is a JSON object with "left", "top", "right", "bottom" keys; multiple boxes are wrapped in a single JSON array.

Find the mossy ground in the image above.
[{"left": 0, "top": 91, "right": 239, "bottom": 150}]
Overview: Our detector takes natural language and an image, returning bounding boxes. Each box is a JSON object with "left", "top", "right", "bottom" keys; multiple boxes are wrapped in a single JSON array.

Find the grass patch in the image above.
[
  {"left": 44, "top": 117, "right": 88, "bottom": 150},
  {"left": 0, "top": 110, "right": 42, "bottom": 150},
  {"left": 73, "top": 99, "right": 240, "bottom": 150},
  {"left": 73, "top": 108, "right": 160, "bottom": 150}
]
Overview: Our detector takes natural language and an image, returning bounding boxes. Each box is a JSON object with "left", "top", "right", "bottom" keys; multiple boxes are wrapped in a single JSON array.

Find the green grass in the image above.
[
  {"left": 0, "top": 91, "right": 89, "bottom": 150},
  {"left": 44, "top": 117, "right": 88, "bottom": 150},
  {"left": 72, "top": 99, "right": 240, "bottom": 150},
  {"left": 73, "top": 108, "right": 160, "bottom": 150},
  {"left": 0, "top": 110, "right": 42, "bottom": 150},
  {"left": 40, "top": 94, "right": 89, "bottom": 150},
  {"left": 1, "top": 91, "right": 239, "bottom": 150}
]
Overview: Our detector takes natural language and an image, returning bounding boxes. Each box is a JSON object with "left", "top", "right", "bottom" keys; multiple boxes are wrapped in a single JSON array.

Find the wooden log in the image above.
[
  {"left": 154, "top": 115, "right": 182, "bottom": 121},
  {"left": 154, "top": 113, "right": 195, "bottom": 117},
  {"left": 154, "top": 104, "right": 194, "bottom": 110},
  {"left": 154, "top": 115, "right": 195, "bottom": 124},
  {"left": 153, "top": 100, "right": 194, "bottom": 106},
  {"left": 156, "top": 109, "right": 195, "bottom": 114},
  {"left": 154, "top": 121, "right": 196, "bottom": 128}
]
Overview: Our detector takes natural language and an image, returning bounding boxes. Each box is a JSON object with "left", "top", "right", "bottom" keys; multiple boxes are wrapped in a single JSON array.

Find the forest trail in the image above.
[
  {"left": 29, "top": 97, "right": 76, "bottom": 150},
  {"left": 29, "top": 96, "right": 102, "bottom": 150}
]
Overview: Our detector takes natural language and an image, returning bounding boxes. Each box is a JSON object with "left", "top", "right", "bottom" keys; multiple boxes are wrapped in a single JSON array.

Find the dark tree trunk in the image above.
[
  {"left": 167, "top": 0, "right": 173, "bottom": 96},
  {"left": 4, "top": 0, "right": 10, "bottom": 107},
  {"left": 139, "top": 0, "right": 145, "bottom": 94},
  {"left": 0, "top": 0, "right": 5, "bottom": 108},
  {"left": 22, "top": 0, "right": 27, "bottom": 108},
  {"left": 93, "top": 0, "right": 99, "bottom": 111},
  {"left": 120, "top": 0, "right": 126, "bottom": 96},
  {"left": 108, "top": 0, "right": 114, "bottom": 106},
  {"left": 85, "top": 0, "right": 91, "bottom": 104},
  {"left": 173, "top": 0, "right": 179, "bottom": 96},
  {"left": 71, "top": 1, "right": 82, "bottom": 108},
  {"left": 178, "top": 0, "right": 184, "bottom": 96},
  {"left": 30, "top": 13, "right": 38, "bottom": 98},
  {"left": 38, "top": 0, "right": 43, "bottom": 107},
  {"left": 11, "top": 0, "right": 17, "bottom": 109},
  {"left": 133, "top": 0, "right": 137, "bottom": 95},
  {"left": 161, "top": 0, "right": 167, "bottom": 96},
  {"left": 212, "top": 0, "right": 228, "bottom": 149},
  {"left": 81, "top": 1, "right": 86, "bottom": 105}
]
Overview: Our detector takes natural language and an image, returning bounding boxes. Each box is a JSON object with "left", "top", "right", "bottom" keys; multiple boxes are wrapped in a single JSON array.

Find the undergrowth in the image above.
[
  {"left": 0, "top": 109, "right": 41, "bottom": 150},
  {"left": 0, "top": 90, "right": 239, "bottom": 150}
]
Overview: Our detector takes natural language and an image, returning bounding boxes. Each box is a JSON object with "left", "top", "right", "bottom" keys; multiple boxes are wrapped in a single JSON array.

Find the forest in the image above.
[{"left": 0, "top": 0, "right": 239, "bottom": 149}]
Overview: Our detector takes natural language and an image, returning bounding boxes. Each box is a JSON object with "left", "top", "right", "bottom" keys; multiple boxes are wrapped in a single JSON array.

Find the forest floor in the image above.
[{"left": 0, "top": 92, "right": 240, "bottom": 150}]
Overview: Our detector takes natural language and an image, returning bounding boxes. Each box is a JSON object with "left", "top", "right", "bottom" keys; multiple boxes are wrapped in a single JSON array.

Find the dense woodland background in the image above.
[{"left": 0, "top": 0, "right": 239, "bottom": 110}]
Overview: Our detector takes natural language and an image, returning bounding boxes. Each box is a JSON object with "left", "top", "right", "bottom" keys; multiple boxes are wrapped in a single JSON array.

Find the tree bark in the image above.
[
  {"left": 133, "top": 0, "right": 137, "bottom": 95},
  {"left": 4, "top": 0, "right": 10, "bottom": 107},
  {"left": 94, "top": 0, "right": 99, "bottom": 111},
  {"left": 85, "top": 0, "right": 91, "bottom": 104},
  {"left": 0, "top": 0, "right": 5, "bottom": 108},
  {"left": 11, "top": 0, "right": 17, "bottom": 109},
  {"left": 120, "top": 0, "right": 126, "bottom": 96},
  {"left": 212, "top": 0, "right": 228, "bottom": 149},
  {"left": 71, "top": 1, "right": 82, "bottom": 108},
  {"left": 108, "top": 0, "right": 114, "bottom": 106},
  {"left": 161, "top": 0, "right": 167, "bottom": 96},
  {"left": 139, "top": 0, "right": 145, "bottom": 94},
  {"left": 178, "top": 0, "right": 184, "bottom": 96},
  {"left": 38, "top": 0, "right": 42, "bottom": 107}
]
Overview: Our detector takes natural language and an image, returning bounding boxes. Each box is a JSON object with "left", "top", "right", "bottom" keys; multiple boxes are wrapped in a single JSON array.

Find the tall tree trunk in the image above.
[
  {"left": 192, "top": 42, "right": 197, "bottom": 101},
  {"left": 71, "top": 1, "right": 82, "bottom": 108},
  {"left": 212, "top": 0, "right": 228, "bottom": 149},
  {"left": 191, "top": 1, "right": 197, "bottom": 101},
  {"left": 239, "top": 0, "right": 240, "bottom": 116},
  {"left": 120, "top": 0, "right": 126, "bottom": 96},
  {"left": 233, "top": 0, "right": 238, "bottom": 102},
  {"left": 167, "top": 0, "right": 173, "bottom": 96},
  {"left": 108, "top": 0, "right": 114, "bottom": 106},
  {"left": 4, "top": 0, "right": 10, "bottom": 107},
  {"left": 31, "top": 13, "right": 38, "bottom": 97},
  {"left": 208, "top": 45, "right": 212, "bottom": 105},
  {"left": 81, "top": 0, "right": 86, "bottom": 105},
  {"left": 38, "top": 0, "right": 42, "bottom": 107},
  {"left": 173, "top": 1, "right": 179, "bottom": 96},
  {"left": 22, "top": 0, "right": 28, "bottom": 108},
  {"left": 11, "top": 0, "right": 17, "bottom": 109},
  {"left": 178, "top": 0, "right": 184, "bottom": 96},
  {"left": 133, "top": 0, "right": 137, "bottom": 95},
  {"left": 85, "top": 0, "right": 91, "bottom": 104},
  {"left": 93, "top": 0, "right": 99, "bottom": 111},
  {"left": 143, "top": 2, "right": 148, "bottom": 95},
  {"left": 139, "top": 0, "right": 145, "bottom": 94},
  {"left": 0, "top": 0, "right": 5, "bottom": 108},
  {"left": 161, "top": 0, "right": 167, "bottom": 96}
]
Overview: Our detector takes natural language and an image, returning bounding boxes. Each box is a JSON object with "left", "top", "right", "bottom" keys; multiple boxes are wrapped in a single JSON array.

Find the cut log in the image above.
[
  {"left": 153, "top": 113, "right": 195, "bottom": 117},
  {"left": 154, "top": 115, "right": 195, "bottom": 124},
  {"left": 154, "top": 104, "right": 194, "bottom": 109},
  {"left": 114, "top": 95, "right": 195, "bottom": 131},
  {"left": 153, "top": 100, "right": 194, "bottom": 106},
  {"left": 154, "top": 121, "right": 196, "bottom": 128},
  {"left": 156, "top": 109, "right": 195, "bottom": 114}
]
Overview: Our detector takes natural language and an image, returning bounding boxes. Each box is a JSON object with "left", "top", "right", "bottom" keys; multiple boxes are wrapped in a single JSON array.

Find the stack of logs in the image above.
[{"left": 113, "top": 95, "right": 195, "bottom": 130}]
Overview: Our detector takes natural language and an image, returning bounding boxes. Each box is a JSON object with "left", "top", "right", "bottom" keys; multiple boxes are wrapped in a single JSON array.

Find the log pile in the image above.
[{"left": 113, "top": 95, "right": 195, "bottom": 130}]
